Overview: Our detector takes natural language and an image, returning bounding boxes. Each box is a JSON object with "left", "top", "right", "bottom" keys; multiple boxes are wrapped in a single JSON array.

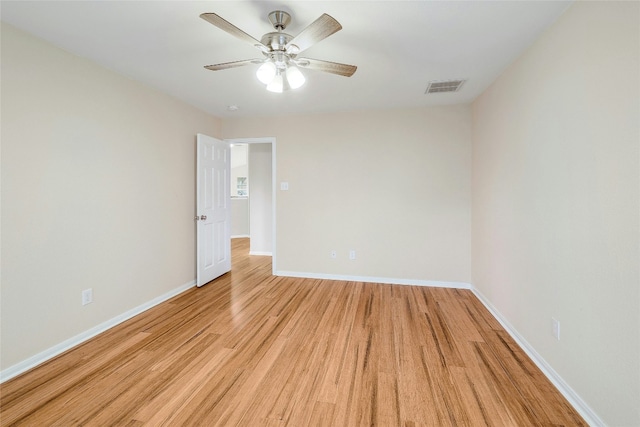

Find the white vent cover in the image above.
[{"left": 425, "top": 79, "right": 466, "bottom": 94}]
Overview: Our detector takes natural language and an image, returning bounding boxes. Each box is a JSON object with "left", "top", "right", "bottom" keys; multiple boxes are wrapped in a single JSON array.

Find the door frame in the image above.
[{"left": 225, "top": 137, "right": 277, "bottom": 275}]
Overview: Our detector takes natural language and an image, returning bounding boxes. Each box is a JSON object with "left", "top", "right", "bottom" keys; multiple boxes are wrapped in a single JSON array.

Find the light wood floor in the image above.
[{"left": 1, "top": 238, "right": 585, "bottom": 426}]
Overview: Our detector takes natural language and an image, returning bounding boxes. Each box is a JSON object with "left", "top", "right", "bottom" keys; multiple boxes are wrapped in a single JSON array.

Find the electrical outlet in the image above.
[
  {"left": 552, "top": 318, "right": 560, "bottom": 340},
  {"left": 349, "top": 250, "right": 356, "bottom": 260},
  {"left": 82, "top": 288, "right": 93, "bottom": 306},
  {"left": 330, "top": 250, "right": 337, "bottom": 259}
]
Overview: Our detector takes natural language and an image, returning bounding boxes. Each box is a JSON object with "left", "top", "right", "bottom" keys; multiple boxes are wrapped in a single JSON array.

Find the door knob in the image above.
[{"left": 200, "top": 215, "right": 207, "bottom": 220}]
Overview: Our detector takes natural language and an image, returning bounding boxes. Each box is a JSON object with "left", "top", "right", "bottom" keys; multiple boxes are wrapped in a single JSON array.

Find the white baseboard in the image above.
[
  {"left": 471, "top": 287, "right": 604, "bottom": 427},
  {"left": 249, "top": 251, "right": 272, "bottom": 256},
  {"left": 231, "top": 234, "right": 250, "bottom": 239},
  {"left": 0, "top": 279, "right": 196, "bottom": 383},
  {"left": 275, "top": 270, "right": 470, "bottom": 289}
]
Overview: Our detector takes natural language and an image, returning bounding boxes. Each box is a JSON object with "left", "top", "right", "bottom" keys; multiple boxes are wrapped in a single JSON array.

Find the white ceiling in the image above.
[{"left": 1, "top": 1, "right": 572, "bottom": 118}]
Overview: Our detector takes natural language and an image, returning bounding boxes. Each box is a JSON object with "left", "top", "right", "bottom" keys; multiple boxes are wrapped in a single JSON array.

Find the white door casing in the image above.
[{"left": 196, "top": 134, "right": 231, "bottom": 287}]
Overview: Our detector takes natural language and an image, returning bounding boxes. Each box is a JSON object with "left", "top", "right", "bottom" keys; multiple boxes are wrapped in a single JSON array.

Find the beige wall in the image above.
[
  {"left": 1, "top": 24, "right": 221, "bottom": 370},
  {"left": 223, "top": 106, "right": 472, "bottom": 284},
  {"left": 471, "top": 2, "right": 639, "bottom": 425},
  {"left": 231, "top": 198, "right": 249, "bottom": 237},
  {"left": 248, "top": 143, "right": 273, "bottom": 255}
]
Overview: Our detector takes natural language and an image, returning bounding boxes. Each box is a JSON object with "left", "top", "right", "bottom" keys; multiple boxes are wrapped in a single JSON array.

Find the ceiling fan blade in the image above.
[
  {"left": 296, "top": 58, "right": 357, "bottom": 77},
  {"left": 285, "top": 14, "right": 342, "bottom": 54},
  {"left": 200, "top": 13, "right": 268, "bottom": 52},
  {"left": 204, "top": 59, "right": 262, "bottom": 71}
]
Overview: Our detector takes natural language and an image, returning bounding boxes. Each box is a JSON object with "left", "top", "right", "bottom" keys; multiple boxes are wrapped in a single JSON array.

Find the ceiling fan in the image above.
[{"left": 200, "top": 10, "right": 357, "bottom": 93}]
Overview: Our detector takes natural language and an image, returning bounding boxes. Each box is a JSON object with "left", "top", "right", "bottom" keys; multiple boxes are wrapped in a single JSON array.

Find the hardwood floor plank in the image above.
[
  {"left": 133, "top": 344, "right": 235, "bottom": 424},
  {"left": 377, "top": 372, "right": 401, "bottom": 427},
  {"left": 307, "top": 401, "right": 336, "bottom": 427},
  {"left": 316, "top": 284, "right": 360, "bottom": 404},
  {"left": 0, "top": 238, "right": 586, "bottom": 426},
  {"left": 214, "top": 335, "right": 289, "bottom": 427},
  {"left": 0, "top": 331, "right": 151, "bottom": 426},
  {"left": 261, "top": 333, "right": 322, "bottom": 422},
  {"left": 448, "top": 366, "right": 518, "bottom": 426}
]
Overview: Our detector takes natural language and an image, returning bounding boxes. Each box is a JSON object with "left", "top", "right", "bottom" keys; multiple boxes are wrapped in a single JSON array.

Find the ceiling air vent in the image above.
[{"left": 425, "top": 79, "right": 466, "bottom": 94}]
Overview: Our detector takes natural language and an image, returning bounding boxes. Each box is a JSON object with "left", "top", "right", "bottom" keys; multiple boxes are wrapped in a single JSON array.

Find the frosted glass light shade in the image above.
[
  {"left": 266, "top": 73, "right": 283, "bottom": 93},
  {"left": 256, "top": 62, "right": 276, "bottom": 84},
  {"left": 286, "top": 66, "right": 305, "bottom": 89}
]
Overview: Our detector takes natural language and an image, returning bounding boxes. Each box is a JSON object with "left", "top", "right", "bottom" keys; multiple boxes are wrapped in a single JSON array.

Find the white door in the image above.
[{"left": 196, "top": 134, "right": 231, "bottom": 287}]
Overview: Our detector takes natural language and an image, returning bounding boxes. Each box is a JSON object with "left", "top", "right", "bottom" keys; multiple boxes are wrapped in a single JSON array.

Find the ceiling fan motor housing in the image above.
[
  {"left": 260, "top": 32, "right": 294, "bottom": 53},
  {"left": 268, "top": 10, "right": 291, "bottom": 31}
]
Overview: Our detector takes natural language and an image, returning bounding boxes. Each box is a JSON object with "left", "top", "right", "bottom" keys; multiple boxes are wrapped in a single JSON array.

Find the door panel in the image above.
[{"left": 196, "top": 134, "right": 231, "bottom": 287}]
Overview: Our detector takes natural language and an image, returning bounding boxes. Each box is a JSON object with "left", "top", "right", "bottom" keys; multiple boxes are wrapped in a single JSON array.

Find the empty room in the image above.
[{"left": 1, "top": 1, "right": 638, "bottom": 426}]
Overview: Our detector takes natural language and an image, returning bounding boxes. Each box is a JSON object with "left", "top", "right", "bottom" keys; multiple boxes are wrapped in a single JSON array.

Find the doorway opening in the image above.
[{"left": 226, "top": 137, "right": 276, "bottom": 274}]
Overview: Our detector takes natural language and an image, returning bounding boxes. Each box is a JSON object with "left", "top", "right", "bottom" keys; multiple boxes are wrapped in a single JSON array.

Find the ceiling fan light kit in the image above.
[
  {"left": 286, "top": 66, "right": 305, "bottom": 89},
  {"left": 266, "top": 72, "right": 284, "bottom": 93},
  {"left": 200, "top": 10, "right": 357, "bottom": 93},
  {"left": 256, "top": 62, "right": 276, "bottom": 84}
]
